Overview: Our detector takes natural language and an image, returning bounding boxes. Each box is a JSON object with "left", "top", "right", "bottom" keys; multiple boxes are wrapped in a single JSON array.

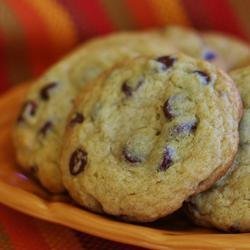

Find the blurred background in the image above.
[{"left": 0, "top": 0, "right": 249, "bottom": 92}]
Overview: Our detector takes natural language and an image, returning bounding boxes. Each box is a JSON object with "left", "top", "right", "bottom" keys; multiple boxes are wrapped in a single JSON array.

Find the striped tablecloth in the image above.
[
  {"left": 0, "top": 1, "right": 249, "bottom": 249},
  {"left": 1, "top": 0, "right": 250, "bottom": 91}
]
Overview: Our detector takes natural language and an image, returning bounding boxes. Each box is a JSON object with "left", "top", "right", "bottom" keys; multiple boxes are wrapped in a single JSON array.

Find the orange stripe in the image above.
[
  {"left": 148, "top": 0, "right": 190, "bottom": 26},
  {"left": 25, "top": 0, "right": 78, "bottom": 60},
  {"left": 124, "top": 0, "right": 159, "bottom": 28},
  {"left": 0, "top": 205, "right": 50, "bottom": 250},
  {"left": 5, "top": 0, "right": 54, "bottom": 76},
  {"left": 101, "top": 0, "right": 137, "bottom": 29}
]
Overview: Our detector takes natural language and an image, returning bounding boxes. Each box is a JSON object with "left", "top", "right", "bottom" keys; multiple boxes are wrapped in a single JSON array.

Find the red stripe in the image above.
[
  {"left": 0, "top": 204, "right": 50, "bottom": 250},
  {"left": 181, "top": 0, "right": 211, "bottom": 30},
  {"left": 59, "top": 0, "right": 115, "bottom": 41},
  {"left": 66, "top": 0, "right": 114, "bottom": 36},
  {"left": 200, "top": 0, "right": 247, "bottom": 39},
  {"left": 59, "top": 0, "right": 89, "bottom": 41},
  {"left": 0, "top": 29, "right": 10, "bottom": 92},
  {"left": 0, "top": 0, "right": 31, "bottom": 85},
  {"left": 6, "top": 0, "right": 55, "bottom": 77},
  {"left": 75, "top": 0, "right": 115, "bottom": 35},
  {"left": 124, "top": 0, "right": 159, "bottom": 29},
  {"left": 182, "top": 0, "right": 247, "bottom": 40}
]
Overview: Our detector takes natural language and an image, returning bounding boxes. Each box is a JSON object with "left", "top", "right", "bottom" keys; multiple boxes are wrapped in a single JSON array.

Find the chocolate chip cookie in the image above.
[
  {"left": 13, "top": 31, "right": 176, "bottom": 193},
  {"left": 202, "top": 32, "right": 250, "bottom": 71},
  {"left": 161, "top": 26, "right": 226, "bottom": 69},
  {"left": 161, "top": 26, "right": 250, "bottom": 70},
  {"left": 187, "top": 66, "right": 250, "bottom": 232},
  {"left": 60, "top": 53, "right": 242, "bottom": 222}
]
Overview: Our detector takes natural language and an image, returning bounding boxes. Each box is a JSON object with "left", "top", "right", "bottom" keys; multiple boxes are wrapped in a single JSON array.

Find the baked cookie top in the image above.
[
  {"left": 61, "top": 53, "right": 241, "bottom": 222},
  {"left": 13, "top": 31, "right": 176, "bottom": 193},
  {"left": 161, "top": 26, "right": 226, "bottom": 69},
  {"left": 202, "top": 32, "right": 250, "bottom": 71},
  {"left": 161, "top": 26, "right": 250, "bottom": 71},
  {"left": 188, "top": 66, "right": 250, "bottom": 232}
]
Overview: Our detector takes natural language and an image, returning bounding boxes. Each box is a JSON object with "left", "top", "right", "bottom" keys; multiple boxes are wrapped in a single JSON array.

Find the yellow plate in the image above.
[{"left": 0, "top": 84, "right": 249, "bottom": 250}]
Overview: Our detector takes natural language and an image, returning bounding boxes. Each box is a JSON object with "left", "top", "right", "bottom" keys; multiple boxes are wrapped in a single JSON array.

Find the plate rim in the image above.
[{"left": 1, "top": 179, "right": 250, "bottom": 250}]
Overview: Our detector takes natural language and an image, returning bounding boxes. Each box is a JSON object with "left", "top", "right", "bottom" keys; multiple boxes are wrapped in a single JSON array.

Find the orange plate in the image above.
[{"left": 0, "top": 83, "right": 249, "bottom": 250}]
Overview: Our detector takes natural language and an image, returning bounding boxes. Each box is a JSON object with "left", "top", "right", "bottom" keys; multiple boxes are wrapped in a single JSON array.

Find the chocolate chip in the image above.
[
  {"left": 163, "top": 94, "right": 190, "bottom": 119},
  {"left": 17, "top": 100, "right": 37, "bottom": 122},
  {"left": 203, "top": 50, "right": 216, "bottom": 61},
  {"left": 155, "top": 130, "right": 161, "bottom": 136},
  {"left": 40, "top": 82, "right": 57, "bottom": 100},
  {"left": 172, "top": 120, "right": 197, "bottom": 136},
  {"left": 158, "top": 146, "right": 175, "bottom": 171},
  {"left": 156, "top": 56, "right": 176, "bottom": 70},
  {"left": 69, "top": 148, "right": 87, "bottom": 175},
  {"left": 163, "top": 97, "right": 175, "bottom": 119},
  {"left": 123, "top": 148, "right": 142, "bottom": 163},
  {"left": 121, "top": 77, "right": 144, "bottom": 96},
  {"left": 122, "top": 82, "right": 133, "bottom": 96},
  {"left": 193, "top": 70, "right": 210, "bottom": 84},
  {"left": 70, "top": 112, "right": 84, "bottom": 125},
  {"left": 39, "top": 121, "right": 53, "bottom": 135}
]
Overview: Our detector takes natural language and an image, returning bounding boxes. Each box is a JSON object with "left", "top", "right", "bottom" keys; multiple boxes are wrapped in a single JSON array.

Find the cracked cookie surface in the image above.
[{"left": 61, "top": 53, "right": 241, "bottom": 222}]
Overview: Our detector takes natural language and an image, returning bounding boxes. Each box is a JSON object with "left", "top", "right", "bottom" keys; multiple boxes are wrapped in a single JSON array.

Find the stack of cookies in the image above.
[{"left": 13, "top": 26, "right": 250, "bottom": 232}]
